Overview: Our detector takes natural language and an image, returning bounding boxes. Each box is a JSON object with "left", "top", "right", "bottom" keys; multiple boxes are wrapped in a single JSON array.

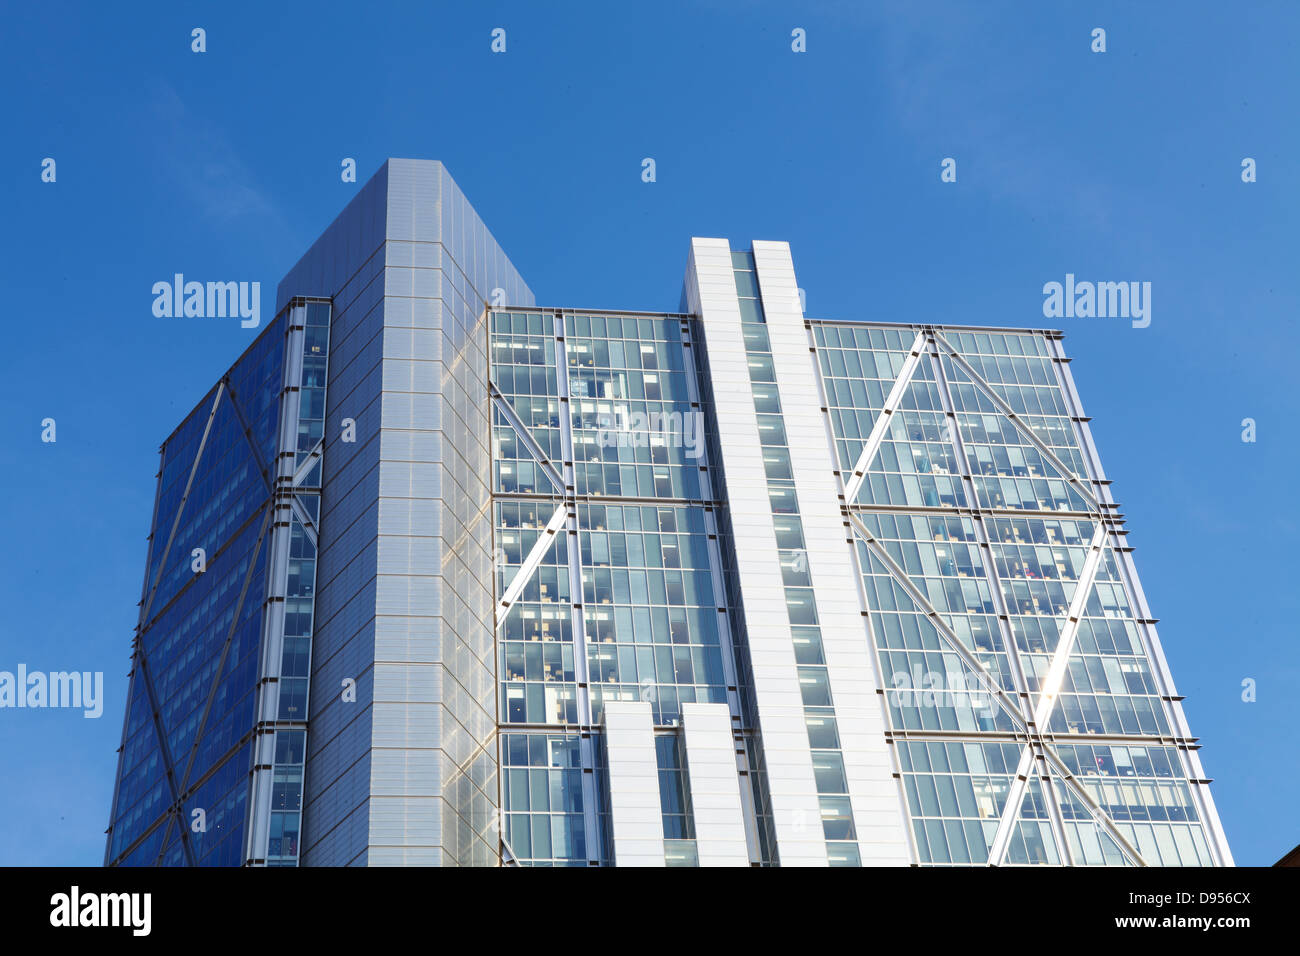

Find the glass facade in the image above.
[
  {"left": 812, "top": 321, "right": 1222, "bottom": 866},
  {"left": 489, "top": 308, "right": 752, "bottom": 866},
  {"left": 106, "top": 309, "right": 286, "bottom": 866},
  {"left": 105, "top": 163, "right": 1229, "bottom": 867},
  {"left": 656, "top": 734, "right": 699, "bottom": 866},
  {"left": 500, "top": 732, "right": 586, "bottom": 866},
  {"left": 104, "top": 299, "right": 331, "bottom": 867}
]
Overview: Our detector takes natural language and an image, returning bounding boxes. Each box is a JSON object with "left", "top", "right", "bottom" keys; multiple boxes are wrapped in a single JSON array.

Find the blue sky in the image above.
[{"left": 1, "top": 1, "right": 1295, "bottom": 867}]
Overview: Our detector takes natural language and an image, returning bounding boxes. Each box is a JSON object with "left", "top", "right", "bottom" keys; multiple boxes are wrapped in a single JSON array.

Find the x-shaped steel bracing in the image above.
[
  {"left": 112, "top": 382, "right": 281, "bottom": 866},
  {"left": 839, "top": 330, "right": 1146, "bottom": 866}
]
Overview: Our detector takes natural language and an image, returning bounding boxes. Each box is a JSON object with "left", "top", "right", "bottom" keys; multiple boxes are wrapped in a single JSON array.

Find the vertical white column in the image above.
[
  {"left": 685, "top": 237, "right": 827, "bottom": 866},
  {"left": 680, "top": 703, "right": 750, "bottom": 866},
  {"left": 603, "top": 700, "right": 666, "bottom": 866},
  {"left": 245, "top": 302, "right": 306, "bottom": 865},
  {"left": 753, "top": 241, "right": 913, "bottom": 865}
]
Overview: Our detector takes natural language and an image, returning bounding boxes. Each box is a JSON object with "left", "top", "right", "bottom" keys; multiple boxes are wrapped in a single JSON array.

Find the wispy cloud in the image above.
[
  {"left": 147, "top": 83, "right": 294, "bottom": 237},
  {"left": 858, "top": 2, "right": 1121, "bottom": 235}
]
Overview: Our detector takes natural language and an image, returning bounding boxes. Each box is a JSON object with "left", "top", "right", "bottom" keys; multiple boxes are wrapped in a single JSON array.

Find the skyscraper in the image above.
[{"left": 105, "top": 159, "right": 1233, "bottom": 867}]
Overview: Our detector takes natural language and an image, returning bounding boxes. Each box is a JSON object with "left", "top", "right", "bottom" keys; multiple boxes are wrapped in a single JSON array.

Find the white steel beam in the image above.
[
  {"left": 931, "top": 333, "right": 1100, "bottom": 513},
  {"left": 1048, "top": 334, "right": 1234, "bottom": 867},
  {"left": 847, "top": 513, "right": 1028, "bottom": 732},
  {"left": 841, "top": 332, "right": 927, "bottom": 505},
  {"left": 489, "top": 382, "right": 565, "bottom": 494},
  {"left": 987, "top": 522, "right": 1114, "bottom": 865},
  {"left": 1040, "top": 743, "right": 1148, "bottom": 866},
  {"left": 292, "top": 438, "right": 324, "bottom": 486},
  {"left": 495, "top": 502, "right": 568, "bottom": 630}
]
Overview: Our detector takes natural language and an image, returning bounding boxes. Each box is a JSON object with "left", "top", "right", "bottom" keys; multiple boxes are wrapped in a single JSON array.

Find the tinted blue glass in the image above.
[{"left": 108, "top": 317, "right": 286, "bottom": 866}]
